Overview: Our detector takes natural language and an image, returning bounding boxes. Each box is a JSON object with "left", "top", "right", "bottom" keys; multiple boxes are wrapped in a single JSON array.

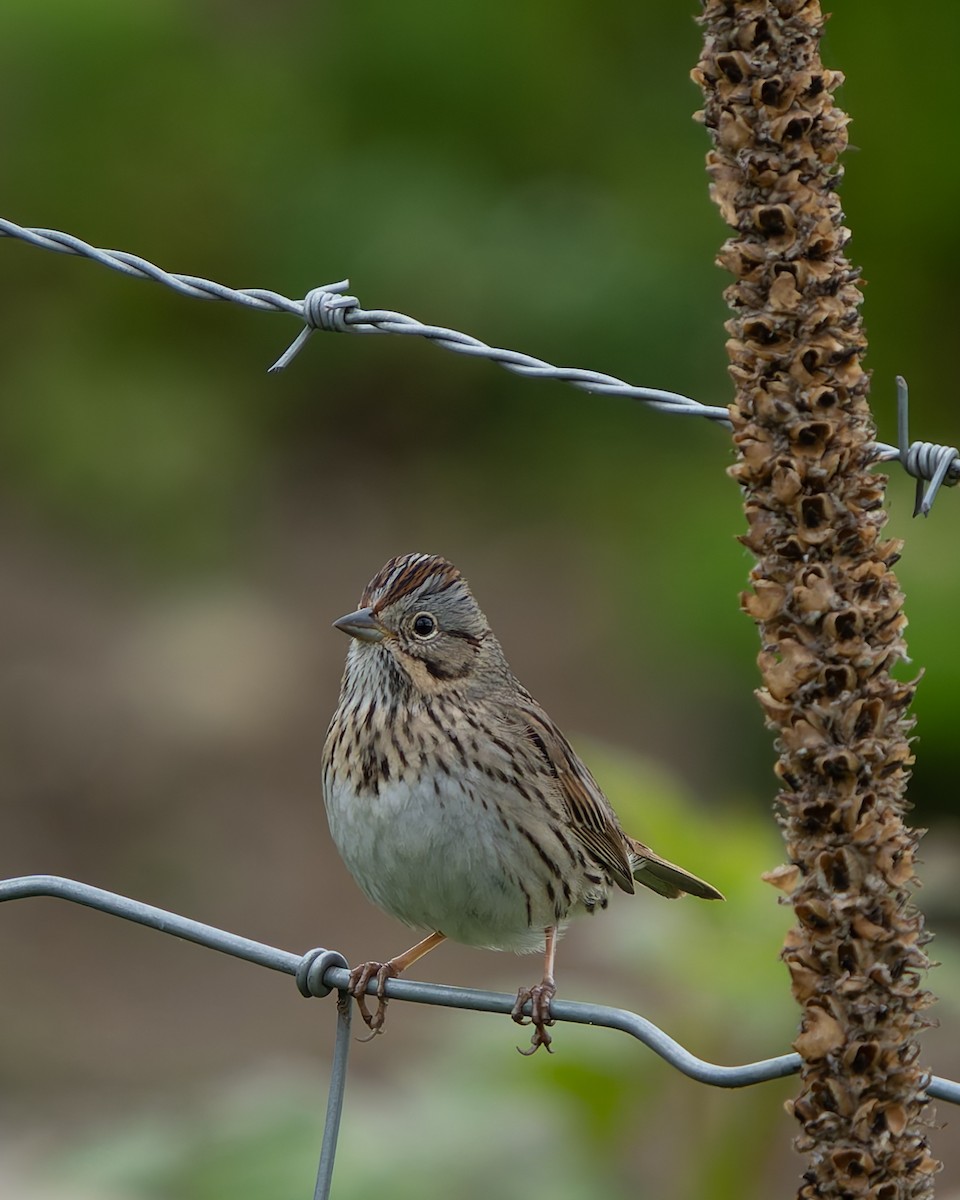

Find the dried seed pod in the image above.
[{"left": 694, "top": 2, "right": 937, "bottom": 1195}]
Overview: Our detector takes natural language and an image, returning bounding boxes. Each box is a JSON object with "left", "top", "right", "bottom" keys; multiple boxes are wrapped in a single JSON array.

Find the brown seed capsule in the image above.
[{"left": 695, "top": 0, "right": 936, "bottom": 1190}]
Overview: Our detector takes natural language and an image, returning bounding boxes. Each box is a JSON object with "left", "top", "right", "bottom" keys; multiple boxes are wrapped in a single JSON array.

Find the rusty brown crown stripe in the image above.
[
  {"left": 363, "top": 554, "right": 462, "bottom": 610},
  {"left": 693, "top": 2, "right": 938, "bottom": 1196}
]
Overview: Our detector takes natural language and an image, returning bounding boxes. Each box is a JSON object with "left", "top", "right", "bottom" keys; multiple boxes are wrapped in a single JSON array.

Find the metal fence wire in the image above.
[
  {"left": 3, "top": 217, "right": 960, "bottom": 1199},
  {"left": 2, "top": 875, "right": 958, "bottom": 1200},
  {"left": 1, "top": 217, "right": 959, "bottom": 515}
]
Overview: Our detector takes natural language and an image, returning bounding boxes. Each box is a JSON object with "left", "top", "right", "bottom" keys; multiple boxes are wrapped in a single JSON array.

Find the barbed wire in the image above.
[
  {"left": 0, "top": 217, "right": 726, "bottom": 423},
  {"left": 4, "top": 216, "right": 959, "bottom": 512},
  {"left": 1, "top": 875, "right": 957, "bottom": 1200}
]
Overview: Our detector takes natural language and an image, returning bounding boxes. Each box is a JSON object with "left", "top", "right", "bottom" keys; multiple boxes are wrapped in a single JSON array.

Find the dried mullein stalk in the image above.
[{"left": 692, "top": 2, "right": 939, "bottom": 1195}]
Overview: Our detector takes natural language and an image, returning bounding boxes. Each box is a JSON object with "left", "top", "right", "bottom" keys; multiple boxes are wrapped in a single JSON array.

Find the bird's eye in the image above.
[{"left": 412, "top": 612, "right": 438, "bottom": 639}]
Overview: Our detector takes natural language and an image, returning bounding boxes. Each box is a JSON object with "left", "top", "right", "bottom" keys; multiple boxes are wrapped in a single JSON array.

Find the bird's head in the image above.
[{"left": 333, "top": 553, "right": 506, "bottom": 696}]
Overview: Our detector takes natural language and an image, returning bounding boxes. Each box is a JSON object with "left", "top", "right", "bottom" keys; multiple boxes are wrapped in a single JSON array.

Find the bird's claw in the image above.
[
  {"left": 512, "top": 979, "right": 557, "bottom": 1055},
  {"left": 348, "top": 961, "right": 399, "bottom": 1037}
]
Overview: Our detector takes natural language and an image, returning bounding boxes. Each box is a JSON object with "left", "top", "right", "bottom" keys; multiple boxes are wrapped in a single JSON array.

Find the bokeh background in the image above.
[{"left": 2, "top": 3, "right": 959, "bottom": 1198}]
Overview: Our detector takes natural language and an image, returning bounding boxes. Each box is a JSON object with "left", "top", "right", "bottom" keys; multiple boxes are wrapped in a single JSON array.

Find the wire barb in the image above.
[
  {"left": 873, "top": 376, "right": 960, "bottom": 516},
  {"left": 269, "top": 283, "right": 357, "bottom": 371}
]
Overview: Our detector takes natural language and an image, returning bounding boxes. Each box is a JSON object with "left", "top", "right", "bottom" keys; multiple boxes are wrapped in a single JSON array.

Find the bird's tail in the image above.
[{"left": 628, "top": 839, "right": 724, "bottom": 901}]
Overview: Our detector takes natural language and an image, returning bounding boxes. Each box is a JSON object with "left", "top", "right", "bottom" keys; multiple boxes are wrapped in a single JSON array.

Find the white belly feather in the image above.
[{"left": 324, "top": 767, "right": 567, "bottom": 953}]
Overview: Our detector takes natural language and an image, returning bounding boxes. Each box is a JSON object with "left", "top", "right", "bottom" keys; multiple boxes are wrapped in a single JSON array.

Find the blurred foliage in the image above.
[
  {"left": 46, "top": 748, "right": 797, "bottom": 1200},
  {"left": 42, "top": 748, "right": 960, "bottom": 1200},
  {"left": 2, "top": 3, "right": 960, "bottom": 1197},
  {"left": 3, "top": 4, "right": 959, "bottom": 803}
]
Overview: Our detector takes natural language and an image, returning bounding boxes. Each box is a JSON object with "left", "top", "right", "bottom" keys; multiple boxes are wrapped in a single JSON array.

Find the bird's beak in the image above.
[{"left": 333, "top": 606, "right": 388, "bottom": 644}]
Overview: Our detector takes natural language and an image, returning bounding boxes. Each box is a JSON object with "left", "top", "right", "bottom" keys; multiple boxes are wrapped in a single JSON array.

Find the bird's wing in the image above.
[{"left": 511, "top": 687, "right": 636, "bottom": 894}]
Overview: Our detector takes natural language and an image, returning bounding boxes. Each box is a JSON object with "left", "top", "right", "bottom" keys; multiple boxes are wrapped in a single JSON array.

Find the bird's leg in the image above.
[
  {"left": 348, "top": 931, "right": 447, "bottom": 1036},
  {"left": 512, "top": 926, "right": 558, "bottom": 1055}
]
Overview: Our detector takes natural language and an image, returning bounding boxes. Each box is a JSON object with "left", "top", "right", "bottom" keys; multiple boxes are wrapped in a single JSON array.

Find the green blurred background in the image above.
[{"left": 2, "top": 2, "right": 959, "bottom": 1198}]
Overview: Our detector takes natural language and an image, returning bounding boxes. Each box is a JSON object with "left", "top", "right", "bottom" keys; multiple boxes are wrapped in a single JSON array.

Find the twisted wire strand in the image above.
[
  {"left": 870, "top": 376, "right": 960, "bottom": 515},
  {"left": 0, "top": 217, "right": 727, "bottom": 422},
  {"left": 3, "top": 217, "right": 957, "bottom": 508},
  {"left": 876, "top": 441, "right": 960, "bottom": 517}
]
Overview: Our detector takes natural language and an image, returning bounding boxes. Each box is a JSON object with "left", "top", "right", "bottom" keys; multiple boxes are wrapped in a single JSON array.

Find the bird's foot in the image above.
[
  {"left": 512, "top": 978, "right": 557, "bottom": 1055},
  {"left": 347, "top": 961, "right": 399, "bottom": 1038}
]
